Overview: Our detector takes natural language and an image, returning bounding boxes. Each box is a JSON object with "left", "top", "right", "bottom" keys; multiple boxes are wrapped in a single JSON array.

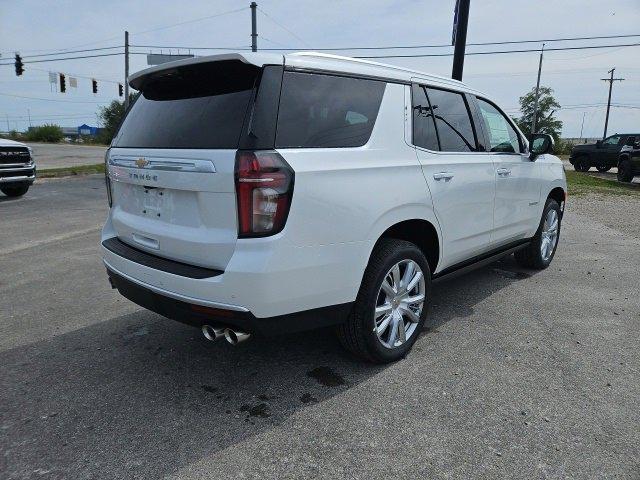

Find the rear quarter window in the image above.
[{"left": 276, "top": 72, "right": 386, "bottom": 148}]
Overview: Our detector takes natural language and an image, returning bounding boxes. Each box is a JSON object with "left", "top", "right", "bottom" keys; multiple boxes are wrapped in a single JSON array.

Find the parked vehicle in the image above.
[
  {"left": 570, "top": 133, "right": 639, "bottom": 172},
  {"left": 0, "top": 138, "right": 35, "bottom": 197},
  {"left": 617, "top": 137, "right": 640, "bottom": 182},
  {"left": 102, "top": 53, "right": 567, "bottom": 363}
]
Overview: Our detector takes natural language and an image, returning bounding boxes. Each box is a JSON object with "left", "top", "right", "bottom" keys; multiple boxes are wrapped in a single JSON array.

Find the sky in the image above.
[{"left": 1, "top": 0, "right": 639, "bottom": 138}]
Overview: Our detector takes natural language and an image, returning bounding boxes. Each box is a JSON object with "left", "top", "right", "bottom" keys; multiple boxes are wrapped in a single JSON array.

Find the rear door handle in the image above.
[
  {"left": 433, "top": 172, "right": 454, "bottom": 180},
  {"left": 496, "top": 168, "right": 512, "bottom": 177}
]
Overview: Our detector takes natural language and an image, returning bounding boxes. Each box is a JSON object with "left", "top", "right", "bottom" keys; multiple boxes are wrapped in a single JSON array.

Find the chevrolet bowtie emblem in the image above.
[{"left": 135, "top": 157, "right": 149, "bottom": 168}]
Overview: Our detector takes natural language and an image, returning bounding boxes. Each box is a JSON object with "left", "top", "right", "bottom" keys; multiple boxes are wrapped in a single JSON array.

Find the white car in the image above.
[
  {"left": 0, "top": 138, "right": 35, "bottom": 197},
  {"left": 102, "top": 52, "right": 566, "bottom": 363}
]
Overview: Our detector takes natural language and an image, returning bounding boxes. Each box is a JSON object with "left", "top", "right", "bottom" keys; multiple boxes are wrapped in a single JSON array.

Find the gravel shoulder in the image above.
[{"left": 569, "top": 193, "right": 640, "bottom": 239}]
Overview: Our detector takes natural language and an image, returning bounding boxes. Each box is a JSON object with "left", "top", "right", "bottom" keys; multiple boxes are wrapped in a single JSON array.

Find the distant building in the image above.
[
  {"left": 61, "top": 127, "right": 78, "bottom": 137},
  {"left": 77, "top": 124, "right": 102, "bottom": 136}
]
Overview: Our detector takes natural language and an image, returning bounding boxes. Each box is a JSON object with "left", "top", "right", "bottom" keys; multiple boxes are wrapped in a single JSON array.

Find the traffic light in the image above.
[
  {"left": 92, "top": 79, "right": 98, "bottom": 94},
  {"left": 59, "top": 73, "right": 66, "bottom": 93},
  {"left": 118, "top": 83, "right": 123, "bottom": 97},
  {"left": 14, "top": 53, "right": 24, "bottom": 76}
]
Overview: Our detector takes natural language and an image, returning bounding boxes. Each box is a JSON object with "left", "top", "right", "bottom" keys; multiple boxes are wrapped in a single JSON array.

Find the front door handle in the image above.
[
  {"left": 433, "top": 172, "right": 454, "bottom": 181},
  {"left": 496, "top": 168, "right": 512, "bottom": 177}
]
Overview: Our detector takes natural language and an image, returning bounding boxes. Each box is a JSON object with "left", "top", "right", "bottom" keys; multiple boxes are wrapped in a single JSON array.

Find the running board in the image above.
[{"left": 432, "top": 240, "right": 530, "bottom": 283}]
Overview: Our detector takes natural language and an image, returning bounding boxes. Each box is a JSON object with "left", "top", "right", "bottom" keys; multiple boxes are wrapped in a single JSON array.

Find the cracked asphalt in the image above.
[{"left": 1, "top": 176, "right": 638, "bottom": 479}]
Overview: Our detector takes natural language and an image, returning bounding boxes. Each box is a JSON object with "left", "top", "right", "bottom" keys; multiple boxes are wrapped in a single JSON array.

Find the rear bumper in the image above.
[{"left": 106, "top": 265, "right": 351, "bottom": 336}]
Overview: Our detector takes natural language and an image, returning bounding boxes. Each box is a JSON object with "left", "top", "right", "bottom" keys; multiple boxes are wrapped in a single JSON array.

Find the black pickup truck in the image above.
[{"left": 569, "top": 133, "right": 639, "bottom": 172}]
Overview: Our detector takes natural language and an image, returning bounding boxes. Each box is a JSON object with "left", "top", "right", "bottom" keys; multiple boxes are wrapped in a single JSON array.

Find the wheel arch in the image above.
[
  {"left": 371, "top": 218, "right": 440, "bottom": 275},
  {"left": 547, "top": 186, "right": 566, "bottom": 206}
]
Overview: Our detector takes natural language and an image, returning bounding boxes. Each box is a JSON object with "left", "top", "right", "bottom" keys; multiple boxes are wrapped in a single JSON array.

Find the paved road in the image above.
[
  {"left": 1, "top": 176, "right": 638, "bottom": 479},
  {"left": 26, "top": 142, "right": 106, "bottom": 169}
]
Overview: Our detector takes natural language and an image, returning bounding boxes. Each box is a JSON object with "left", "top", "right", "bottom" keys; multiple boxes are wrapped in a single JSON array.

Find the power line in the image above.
[
  {"left": 256, "top": 6, "right": 309, "bottom": 47},
  {"left": 131, "top": 41, "right": 640, "bottom": 59},
  {"left": 136, "top": 33, "right": 640, "bottom": 53},
  {"left": 4, "top": 112, "right": 96, "bottom": 119},
  {"left": 22, "top": 46, "right": 122, "bottom": 59},
  {"left": 0, "top": 52, "right": 123, "bottom": 66},
  {"left": 0, "top": 92, "right": 113, "bottom": 104},
  {"left": 131, "top": 6, "right": 246, "bottom": 36},
  {"left": 353, "top": 42, "right": 640, "bottom": 59},
  {"left": 130, "top": 44, "right": 250, "bottom": 51}
]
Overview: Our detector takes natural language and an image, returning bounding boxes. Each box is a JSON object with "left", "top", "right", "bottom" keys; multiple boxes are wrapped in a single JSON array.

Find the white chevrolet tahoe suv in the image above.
[
  {"left": 102, "top": 52, "right": 566, "bottom": 363},
  {"left": 0, "top": 138, "right": 35, "bottom": 197}
]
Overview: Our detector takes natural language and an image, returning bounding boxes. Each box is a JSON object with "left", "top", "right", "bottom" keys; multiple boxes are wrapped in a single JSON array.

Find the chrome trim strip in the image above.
[
  {"left": 109, "top": 156, "right": 216, "bottom": 173},
  {"left": 103, "top": 258, "right": 250, "bottom": 312},
  {"left": 0, "top": 164, "right": 34, "bottom": 170},
  {"left": 0, "top": 174, "right": 35, "bottom": 183}
]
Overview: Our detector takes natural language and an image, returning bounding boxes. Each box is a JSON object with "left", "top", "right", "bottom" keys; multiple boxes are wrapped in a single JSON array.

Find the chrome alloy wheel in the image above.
[
  {"left": 374, "top": 259, "right": 426, "bottom": 349},
  {"left": 540, "top": 209, "right": 559, "bottom": 262}
]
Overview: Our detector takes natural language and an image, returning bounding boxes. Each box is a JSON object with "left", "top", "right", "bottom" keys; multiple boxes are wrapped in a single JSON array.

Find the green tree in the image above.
[
  {"left": 25, "top": 124, "right": 63, "bottom": 143},
  {"left": 97, "top": 94, "right": 136, "bottom": 143},
  {"left": 515, "top": 86, "right": 563, "bottom": 142}
]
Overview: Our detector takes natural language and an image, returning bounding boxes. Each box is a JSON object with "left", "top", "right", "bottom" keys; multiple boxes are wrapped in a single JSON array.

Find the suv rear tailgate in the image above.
[{"left": 108, "top": 148, "right": 237, "bottom": 270}]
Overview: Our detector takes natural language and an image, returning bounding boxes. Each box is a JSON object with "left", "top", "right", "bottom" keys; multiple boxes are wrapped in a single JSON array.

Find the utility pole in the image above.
[
  {"left": 6, "top": 114, "right": 9, "bottom": 133},
  {"left": 451, "top": 0, "right": 470, "bottom": 81},
  {"left": 530, "top": 43, "right": 545, "bottom": 136},
  {"left": 579, "top": 111, "right": 585, "bottom": 141},
  {"left": 250, "top": 2, "right": 258, "bottom": 52},
  {"left": 601, "top": 68, "right": 624, "bottom": 139},
  {"left": 124, "top": 31, "right": 130, "bottom": 110},
  {"left": 27, "top": 108, "right": 32, "bottom": 128}
]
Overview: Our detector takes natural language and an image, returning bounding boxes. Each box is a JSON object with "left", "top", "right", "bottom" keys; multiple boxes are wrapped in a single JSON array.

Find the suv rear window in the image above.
[
  {"left": 276, "top": 71, "right": 386, "bottom": 148},
  {"left": 112, "top": 61, "right": 259, "bottom": 149}
]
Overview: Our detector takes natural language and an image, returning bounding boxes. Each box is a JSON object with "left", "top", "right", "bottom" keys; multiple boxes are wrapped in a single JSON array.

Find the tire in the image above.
[
  {"left": 0, "top": 183, "right": 30, "bottom": 197},
  {"left": 573, "top": 157, "right": 590, "bottom": 172},
  {"left": 596, "top": 165, "right": 611, "bottom": 172},
  {"left": 514, "top": 198, "right": 561, "bottom": 270},
  {"left": 617, "top": 159, "right": 634, "bottom": 183},
  {"left": 337, "top": 239, "right": 431, "bottom": 363}
]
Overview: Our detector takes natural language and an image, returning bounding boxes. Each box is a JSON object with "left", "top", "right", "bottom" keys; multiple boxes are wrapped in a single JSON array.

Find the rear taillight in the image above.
[{"left": 235, "top": 150, "right": 294, "bottom": 237}]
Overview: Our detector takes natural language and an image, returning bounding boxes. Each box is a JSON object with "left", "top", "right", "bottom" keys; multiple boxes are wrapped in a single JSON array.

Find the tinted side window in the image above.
[
  {"left": 603, "top": 135, "right": 621, "bottom": 146},
  {"left": 276, "top": 72, "right": 386, "bottom": 148},
  {"left": 477, "top": 98, "right": 522, "bottom": 153},
  {"left": 426, "top": 88, "right": 477, "bottom": 152},
  {"left": 411, "top": 84, "right": 439, "bottom": 150}
]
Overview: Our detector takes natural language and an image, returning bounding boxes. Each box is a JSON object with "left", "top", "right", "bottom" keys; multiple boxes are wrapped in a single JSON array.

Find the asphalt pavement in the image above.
[
  {"left": 0, "top": 176, "right": 638, "bottom": 479},
  {"left": 26, "top": 142, "right": 106, "bottom": 169}
]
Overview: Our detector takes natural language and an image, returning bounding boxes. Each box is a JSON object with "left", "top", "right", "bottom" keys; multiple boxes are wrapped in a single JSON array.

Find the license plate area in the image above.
[{"left": 142, "top": 186, "right": 165, "bottom": 218}]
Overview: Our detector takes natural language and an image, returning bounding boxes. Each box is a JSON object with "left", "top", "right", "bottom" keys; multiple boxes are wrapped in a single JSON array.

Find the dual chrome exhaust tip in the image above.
[{"left": 202, "top": 325, "right": 250, "bottom": 345}]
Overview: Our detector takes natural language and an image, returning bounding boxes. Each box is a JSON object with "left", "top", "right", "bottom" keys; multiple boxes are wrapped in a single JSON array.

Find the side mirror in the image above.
[
  {"left": 529, "top": 133, "right": 554, "bottom": 160},
  {"left": 596, "top": 140, "right": 603, "bottom": 148}
]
